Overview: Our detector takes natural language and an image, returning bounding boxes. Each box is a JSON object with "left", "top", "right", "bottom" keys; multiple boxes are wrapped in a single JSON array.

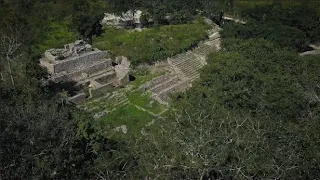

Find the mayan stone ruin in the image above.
[
  {"left": 40, "top": 40, "right": 130, "bottom": 104},
  {"left": 102, "top": 10, "right": 143, "bottom": 28},
  {"left": 140, "top": 27, "right": 221, "bottom": 104}
]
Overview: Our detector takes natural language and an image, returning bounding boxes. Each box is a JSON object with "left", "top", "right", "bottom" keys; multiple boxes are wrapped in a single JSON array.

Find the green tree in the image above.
[{"left": 72, "top": 0, "right": 105, "bottom": 44}]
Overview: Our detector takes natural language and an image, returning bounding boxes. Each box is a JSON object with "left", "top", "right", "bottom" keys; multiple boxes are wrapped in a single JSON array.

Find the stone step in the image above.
[
  {"left": 178, "top": 62, "right": 203, "bottom": 72},
  {"left": 149, "top": 74, "right": 172, "bottom": 89},
  {"left": 175, "top": 57, "right": 202, "bottom": 69},
  {"left": 75, "top": 67, "right": 114, "bottom": 82},
  {"left": 112, "top": 98, "right": 129, "bottom": 108},
  {"left": 156, "top": 80, "right": 191, "bottom": 102},
  {"left": 171, "top": 55, "right": 197, "bottom": 66},
  {"left": 74, "top": 70, "right": 115, "bottom": 87},
  {"left": 183, "top": 69, "right": 200, "bottom": 79},
  {"left": 174, "top": 57, "right": 200, "bottom": 69},
  {"left": 101, "top": 96, "right": 128, "bottom": 109},
  {"left": 150, "top": 77, "right": 180, "bottom": 94},
  {"left": 177, "top": 62, "right": 203, "bottom": 75},
  {"left": 193, "top": 45, "right": 214, "bottom": 56},
  {"left": 173, "top": 51, "right": 193, "bottom": 60},
  {"left": 169, "top": 52, "right": 195, "bottom": 65},
  {"left": 106, "top": 92, "right": 124, "bottom": 101},
  {"left": 87, "top": 92, "right": 112, "bottom": 104},
  {"left": 189, "top": 73, "right": 200, "bottom": 81},
  {"left": 102, "top": 92, "right": 112, "bottom": 99},
  {"left": 89, "top": 68, "right": 115, "bottom": 80}
]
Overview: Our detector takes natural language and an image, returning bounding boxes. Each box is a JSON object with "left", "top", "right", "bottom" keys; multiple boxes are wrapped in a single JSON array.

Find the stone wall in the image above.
[
  {"left": 94, "top": 72, "right": 117, "bottom": 85},
  {"left": 53, "top": 51, "right": 108, "bottom": 73},
  {"left": 90, "top": 82, "right": 114, "bottom": 97},
  {"left": 44, "top": 51, "right": 57, "bottom": 61},
  {"left": 114, "top": 73, "right": 130, "bottom": 87},
  {"left": 39, "top": 58, "right": 54, "bottom": 74},
  {"left": 157, "top": 80, "right": 191, "bottom": 102},
  {"left": 52, "top": 60, "right": 113, "bottom": 82},
  {"left": 67, "top": 93, "right": 86, "bottom": 104},
  {"left": 150, "top": 77, "right": 180, "bottom": 94}
]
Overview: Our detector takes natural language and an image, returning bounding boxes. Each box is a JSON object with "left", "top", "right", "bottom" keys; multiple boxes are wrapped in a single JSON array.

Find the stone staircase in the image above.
[
  {"left": 168, "top": 51, "right": 203, "bottom": 79},
  {"left": 145, "top": 29, "right": 221, "bottom": 104}
]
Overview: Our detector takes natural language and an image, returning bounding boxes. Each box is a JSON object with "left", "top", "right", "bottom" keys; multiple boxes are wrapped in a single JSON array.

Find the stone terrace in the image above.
[{"left": 143, "top": 28, "right": 221, "bottom": 104}]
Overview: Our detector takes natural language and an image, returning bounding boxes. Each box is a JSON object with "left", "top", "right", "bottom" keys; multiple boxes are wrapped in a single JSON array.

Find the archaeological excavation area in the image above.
[{"left": 37, "top": 23, "right": 222, "bottom": 136}]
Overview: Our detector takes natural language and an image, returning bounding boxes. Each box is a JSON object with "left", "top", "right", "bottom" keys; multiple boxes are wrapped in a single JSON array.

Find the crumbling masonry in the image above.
[{"left": 40, "top": 40, "right": 130, "bottom": 104}]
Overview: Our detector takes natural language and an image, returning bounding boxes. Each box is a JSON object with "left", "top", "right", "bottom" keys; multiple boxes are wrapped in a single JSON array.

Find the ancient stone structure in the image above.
[
  {"left": 141, "top": 27, "right": 221, "bottom": 104},
  {"left": 102, "top": 10, "right": 142, "bottom": 28},
  {"left": 40, "top": 40, "right": 130, "bottom": 104},
  {"left": 300, "top": 44, "right": 320, "bottom": 56}
]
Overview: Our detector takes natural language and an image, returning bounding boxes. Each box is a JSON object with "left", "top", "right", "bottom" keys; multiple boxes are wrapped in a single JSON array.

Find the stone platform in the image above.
[{"left": 40, "top": 40, "right": 130, "bottom": 104}]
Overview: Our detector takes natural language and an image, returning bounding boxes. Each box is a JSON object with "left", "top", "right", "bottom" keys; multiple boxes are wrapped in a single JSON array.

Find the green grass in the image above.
[
  {"left": 93, "top": 21, "right": 210, "bottom": 65},
  {"left": 127, "top": 91, "right": 166, "bottom": 114},
  {"left": 99, "top": 104, "right": 155, "bottom": 138},
  {"left": 129, "top": 68, "right": 165, "bottom": 88}
]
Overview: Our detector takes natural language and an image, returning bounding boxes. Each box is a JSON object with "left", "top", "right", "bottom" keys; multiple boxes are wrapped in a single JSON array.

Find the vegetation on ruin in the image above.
[
  {"left": 1, "top": 0, "right": 320, "bottom": 179},
  {"left": 93, "top": 20, "right": 210, "bottom": 64}
]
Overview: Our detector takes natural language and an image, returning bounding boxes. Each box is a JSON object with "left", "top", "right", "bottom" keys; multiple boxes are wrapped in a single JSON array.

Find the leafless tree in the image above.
[{"left": 0, "top": 26, "right": 22, "bottom": 86}]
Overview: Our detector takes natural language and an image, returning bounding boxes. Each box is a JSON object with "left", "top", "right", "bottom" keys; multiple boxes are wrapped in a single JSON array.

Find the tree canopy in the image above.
[{"left": 1, "top": 0, "right": 320, "bottom": 179}]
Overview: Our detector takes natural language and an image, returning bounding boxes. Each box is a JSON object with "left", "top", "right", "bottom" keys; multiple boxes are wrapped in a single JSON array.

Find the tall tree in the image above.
[{"left": 72, "top": 0, "right": 105, "bottom": 44}]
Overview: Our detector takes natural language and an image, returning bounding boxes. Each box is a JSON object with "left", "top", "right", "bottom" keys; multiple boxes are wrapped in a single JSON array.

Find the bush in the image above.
[{"left": 198, "top": 38, "right": 318, "bottom": 120}]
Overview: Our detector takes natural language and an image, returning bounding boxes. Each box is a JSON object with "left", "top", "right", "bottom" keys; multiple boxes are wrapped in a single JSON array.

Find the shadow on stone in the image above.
[{"left": 47, "top": 80, "right": 82, "bottom": 96}]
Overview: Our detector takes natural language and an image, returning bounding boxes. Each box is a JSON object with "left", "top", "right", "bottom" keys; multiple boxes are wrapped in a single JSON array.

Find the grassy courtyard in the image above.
[
  {"left": 81, "top": 69, "right": 168, "bottom": 139},
  {"left": 93, "top": 20, "right": 210, "bottom": 64}
]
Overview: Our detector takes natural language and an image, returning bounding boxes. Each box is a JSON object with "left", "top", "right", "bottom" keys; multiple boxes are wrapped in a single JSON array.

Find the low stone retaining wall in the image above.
[
  {"left": 68, "top": 93, "right": 86, "bottom": 104},
  {"left": 90, "top": 82, "right": 114, "bottom": 97},
  {"left": 94, "top": 72, "right": 117, "bottom": 85},
  {"left": 156, "top": 79, "right": 191, "bottom": 102}
]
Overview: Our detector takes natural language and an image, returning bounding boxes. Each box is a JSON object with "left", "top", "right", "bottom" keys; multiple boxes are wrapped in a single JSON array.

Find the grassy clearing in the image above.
[
  {"left": 127, "top": 90, "right": 166, "bottom": 114},
  {"left": 99, "top": 104, "right": 155, "bottom": 138},
  {"left": 93, "top": 21, "right": 210, "bottom": 65},
  {"left": 81, "top": 69, "right": 167, "bottom": 140}
]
